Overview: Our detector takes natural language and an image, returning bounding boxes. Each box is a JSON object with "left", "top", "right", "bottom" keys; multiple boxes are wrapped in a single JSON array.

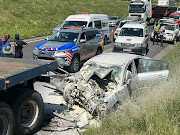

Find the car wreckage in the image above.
[{"left": 52, "top": 53, "right": 169, "bottom": 119}]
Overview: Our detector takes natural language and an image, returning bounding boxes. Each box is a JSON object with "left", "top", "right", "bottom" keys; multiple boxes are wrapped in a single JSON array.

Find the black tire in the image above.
[
  {"left": 12, "top": 89, "right": 44, "bottom": 135},
  {"left": 113, "top": 35, "right": 115, "bottom": 42},
  {"left": 68, "top": 55, "right": 80, "bottom": 73},
  {"left": 104, "top": 36, "right": 108, "bottom": 45},
  {"left": 0, "top": 102, "right": 15, "bottom": 135},
  {"left": 96, "top": 47, "right": 102, "bottom": 55}
]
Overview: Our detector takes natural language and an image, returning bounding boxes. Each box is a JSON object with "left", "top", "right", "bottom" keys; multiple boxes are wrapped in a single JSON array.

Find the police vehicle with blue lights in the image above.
[{"left": 33, "top": 28, "right": 104, "bottom": 72}]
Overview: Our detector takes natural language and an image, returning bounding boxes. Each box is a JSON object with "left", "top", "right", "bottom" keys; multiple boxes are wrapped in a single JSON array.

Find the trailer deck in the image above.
[{"left": 0, "top": 58, "right": 58, "bottom": 91}]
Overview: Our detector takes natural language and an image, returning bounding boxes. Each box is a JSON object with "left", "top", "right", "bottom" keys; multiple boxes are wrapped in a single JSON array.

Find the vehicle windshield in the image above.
[
  {"left": 109, "top": 17, "right": 118, "bottom": 20},
  {"left": 170, "top": 16, "right": 180, "bottom": 20},
  {"left": 62, "top": 21, "right": 87, "bottom": 27},
  {"left": 178, "top": 8, "right": 180, "bottom": 11},
  {"left": 118, "top": 22, "right": 126, "bottom": 28},
  {"left": 119, "top": 28, "right": 143, "bottom": 37},
  {"left": 48, "top": 31, "right": 79, "bottom": 42},
  {"left": 129, "top": 4, "right": 145, "bottom": 13},
  {"left": 164, "top": 24, "right": 175, "bottom": 31},
  {"left": 81, "top": 62, "right": 122, "bottom": 82}
]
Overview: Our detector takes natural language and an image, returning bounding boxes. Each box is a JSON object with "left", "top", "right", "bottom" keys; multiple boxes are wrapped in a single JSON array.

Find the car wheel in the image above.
[
  {"left": 104, "top": 36, "right": 108, "bottom": 45},
  {"left": 0, "top": 102, "right": 15, "bottom": 135},
  {"left": 13, "top": 89, "right": 44, "bottom": 135},
  {"left": 113, "top": 35, "right": 115, "bottom": 42},
  {"left": 143, "top": 48, "right": 147, "bottom": 56},
  {"left": 68, "top": 55, "right": 80, "bottom": 73},
  {"left": 96, "top": 47, "right": 102, "bottom": 55}
]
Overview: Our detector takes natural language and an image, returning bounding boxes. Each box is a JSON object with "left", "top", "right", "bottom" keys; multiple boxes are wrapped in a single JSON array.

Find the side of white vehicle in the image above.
[
  {"left": 151, "top": 22, "right": 180, "bottom": 44},
  {"left": 104, "top": 54, "right": 169, "bottom": 108}
]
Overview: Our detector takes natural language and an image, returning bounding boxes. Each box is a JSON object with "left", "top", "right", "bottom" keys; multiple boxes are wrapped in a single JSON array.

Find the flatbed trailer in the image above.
[{"left": 0, "top": 58, "right": 58, "bottom": 135}]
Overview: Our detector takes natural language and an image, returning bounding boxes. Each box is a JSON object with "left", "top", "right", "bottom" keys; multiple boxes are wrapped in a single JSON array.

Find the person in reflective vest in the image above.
[{"left": 153, "top": 21, "right": 160, "bottom": 45}]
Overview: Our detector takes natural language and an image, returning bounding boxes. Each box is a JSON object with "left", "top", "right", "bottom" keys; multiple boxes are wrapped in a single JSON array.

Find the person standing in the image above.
[
  {"left": 1, "top": 35, "right": 11, "bottom": 57},
  {"left": 153, "top": 21, "right": 160, "bottom": 45},
  {"left": 159, "top": 23, "right": 165, "bottom": 47},
  {"left": 14, "top": 34, "right": 28, "bottom": 58}
]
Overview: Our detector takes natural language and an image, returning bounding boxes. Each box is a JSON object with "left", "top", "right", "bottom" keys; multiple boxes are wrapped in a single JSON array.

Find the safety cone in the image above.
[{"left": 111, "top": 29, "right": 114, "bottom": 34}]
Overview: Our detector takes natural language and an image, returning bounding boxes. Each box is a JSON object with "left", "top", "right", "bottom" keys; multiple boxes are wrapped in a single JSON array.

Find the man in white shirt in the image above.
[{"left": 159, "top": 23, "right": 165, "bottom": 47}]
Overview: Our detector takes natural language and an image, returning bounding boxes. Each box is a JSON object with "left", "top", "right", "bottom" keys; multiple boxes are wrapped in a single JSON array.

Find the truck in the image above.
[
  {"left": 129, "top": 0, "right": 177, "bottom": 24},
  {"left": 0, "top": 58, "right": 58, "bottom": 135},
  {"left": 129, "top": 0, "right": 152, "bottom": 22}
]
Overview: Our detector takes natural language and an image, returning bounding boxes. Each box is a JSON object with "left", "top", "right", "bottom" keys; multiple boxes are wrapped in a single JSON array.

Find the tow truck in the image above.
[{"left": 0, "top": 58, "right": 58, "bottom": 135}]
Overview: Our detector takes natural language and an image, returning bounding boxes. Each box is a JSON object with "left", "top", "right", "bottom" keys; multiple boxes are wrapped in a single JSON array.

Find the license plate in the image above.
[{"left": 123, "top": 49, "right": 132, "bottom": 52}]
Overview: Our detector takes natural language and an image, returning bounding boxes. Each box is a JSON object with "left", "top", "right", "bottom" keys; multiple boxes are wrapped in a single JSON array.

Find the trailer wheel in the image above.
[
  {"left": 0, "top": 102, "right": 14, "bottom": 135},
  {"left": 13, "top": 89, "right": 44, "bottom": 135}
]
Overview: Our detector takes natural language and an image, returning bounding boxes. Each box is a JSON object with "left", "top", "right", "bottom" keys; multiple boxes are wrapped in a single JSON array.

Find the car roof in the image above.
[
  {"left": 58, "top": 28, "right": 99, "bottom": 33},
  {"left": 66, "top": 14, "right": 108, "bottom": 21},
  {"left": 122, "top": 23, "right": 145, "bottom": 29},
  {"left": 86, "top": 53, "right": 140, "bottom": 67},
  {"left": 170, "top": 13, "right": 180, "bottom": 16}
]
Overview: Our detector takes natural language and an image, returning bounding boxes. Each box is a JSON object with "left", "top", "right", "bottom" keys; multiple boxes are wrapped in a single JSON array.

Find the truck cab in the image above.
[{"left": 129, "top": 0, "right": 152, "bottom": 22}]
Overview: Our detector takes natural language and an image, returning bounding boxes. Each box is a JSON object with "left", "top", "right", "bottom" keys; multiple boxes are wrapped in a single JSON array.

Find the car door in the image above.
[
  {"left": 79, "top": 32, "right": 89, "bottom": 61},
  {"left": 85, "top": 31, "right": 97, "bottom": 59},
  {"left": 123, "top": 60, "right": 139, "bottom": 96},
  {"left": 136, "top": 59, "right": 169, "bottom": 88}
]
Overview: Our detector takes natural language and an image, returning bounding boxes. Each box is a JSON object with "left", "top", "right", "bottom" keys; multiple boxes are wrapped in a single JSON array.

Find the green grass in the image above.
[
  {"left": 0, "top": 0, "right": 129, "bottom": 40},
  {"left": 83, "top": 43, "right": 180, "bottom": 135}
]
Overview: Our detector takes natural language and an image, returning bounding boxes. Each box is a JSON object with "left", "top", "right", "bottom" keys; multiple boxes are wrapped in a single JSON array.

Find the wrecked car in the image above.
[{"left": 52, "top": 53, "right": 169, "bottom": 118}]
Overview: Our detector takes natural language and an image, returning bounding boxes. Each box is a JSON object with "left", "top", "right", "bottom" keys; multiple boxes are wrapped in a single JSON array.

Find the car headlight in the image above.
[
  {"left": 33, "top": 47, "right": 39, "bottom": 54},
  {"left": 54, "top": 51, "right": 67, "bottom": 58},
  {"left": 115, "top": 42, "right": 122, "bottom": 46},
  {"left": 135, "top": 43, "right": 142, "bottom": 47}
]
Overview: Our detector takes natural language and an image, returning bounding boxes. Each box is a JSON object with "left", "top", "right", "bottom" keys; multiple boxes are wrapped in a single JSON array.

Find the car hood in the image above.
[
  {"left": 116, "top": 36, "right": 144, "bottom": 44},
  {"left": 36, "top": 41, "right": 76, "bottom": 51},
  {"left": 165, "top": 30, "right": 174, "bottom": 34}
]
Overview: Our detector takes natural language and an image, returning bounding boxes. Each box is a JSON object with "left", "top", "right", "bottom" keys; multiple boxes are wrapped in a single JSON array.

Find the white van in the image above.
[{"left": 53, "top": 13, "right": 110, "bottom": 44}]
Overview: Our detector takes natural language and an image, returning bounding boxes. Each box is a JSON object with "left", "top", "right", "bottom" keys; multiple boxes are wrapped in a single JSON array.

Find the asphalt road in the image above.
[{"left": 22, "top": 26, "right": 174, "bottom": 60}]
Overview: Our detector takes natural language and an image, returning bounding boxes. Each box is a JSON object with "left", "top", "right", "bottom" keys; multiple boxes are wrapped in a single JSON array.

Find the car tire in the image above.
[
  {"left": 104, "top": 36, "right": 108, "bottom": 45},
  {"left": 12, "top": 89, "right": 44, "bottom": 135},
  {"left": 68, "top": 55, "right": 80, "bottom": 73},
  {"left": 0, "top": 102, "right": 15, "bottom": 135},
  {"left": 113, "top": 35, "right": 115, "bottom": 42},
  {"left": 173, "top": 39, "right": 177, "bottom": 45},
  {"left": 96, "top": 47, "right": 102, "bottom": 55},
  {"left": 143, "top": 48, "right": 147, "bottom": 56}
]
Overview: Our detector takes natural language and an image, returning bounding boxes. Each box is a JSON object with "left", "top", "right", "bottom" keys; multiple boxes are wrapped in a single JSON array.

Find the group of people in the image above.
[
  {"left": 0, "top": 34, "right": 28, "bottom": 58},
  {"left": 153, "top": 21, "right": 165, "bottom": 47}
]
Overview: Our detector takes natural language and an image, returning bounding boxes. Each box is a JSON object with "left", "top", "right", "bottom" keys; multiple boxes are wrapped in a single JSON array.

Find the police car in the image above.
[{"left": 33, "top": 28, "right": 104, "bottom": 72}]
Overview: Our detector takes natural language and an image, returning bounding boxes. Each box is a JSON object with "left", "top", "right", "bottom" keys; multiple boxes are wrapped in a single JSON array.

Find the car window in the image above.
[
  {"left": 88, "top": 22, "right": 93, "bottom": 28},
  {"left": 80, "top": 32, "right": 86, "bottom": 40},
  {"left": 120, "top": 28, "right": 143, "bottom": 37},
  {"left": 138, "top": 59, "right": 168, "bottom": 73},
  {"left": 86, "top": 31, "right": 97, "bottom": 41},
  {"left": 94, "top": 20, "right": 102, "bottom": 29}
]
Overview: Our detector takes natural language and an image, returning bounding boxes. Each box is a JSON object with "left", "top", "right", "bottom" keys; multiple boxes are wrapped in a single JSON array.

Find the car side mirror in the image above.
[
  {"left": 45, "top": 38, "right": 48, "bottom": 41},
  {"left": 80, "top": 39, "right": 86, "bottom": 43}
]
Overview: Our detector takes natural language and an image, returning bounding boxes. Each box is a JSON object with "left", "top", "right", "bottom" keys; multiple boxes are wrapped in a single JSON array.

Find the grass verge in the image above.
[
  {"left": 83, "top": 43, "right": 180, "bottom": 135},
  {"left": 0, "top": 0, "right": 129, "bottom": 39}
]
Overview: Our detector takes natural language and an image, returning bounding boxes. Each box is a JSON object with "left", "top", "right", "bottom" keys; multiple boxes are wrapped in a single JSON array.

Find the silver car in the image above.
[
  {"left": 33, "top": 28, "right": 104, "bottom": 72},
  {"left": 52, "top": 53, "right": 169, "bottom": 118},
  {"left": 109, "top": 16, "right": 122, "bottom": 27}
]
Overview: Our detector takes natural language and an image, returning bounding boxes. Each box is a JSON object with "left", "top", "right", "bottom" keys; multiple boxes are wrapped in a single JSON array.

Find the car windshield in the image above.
[
  {"left": 119, "top": 28, "right": 143, "bottom": 37},
  {"left": 164, "top": 24, "right": 175, "bottom": 31},
  {"left": 125, "top": 17, "right": 138, "bottom": 21},
  {"left": 81, "top": 62, "right": 122, "bottom": 82},
  {"left": 170, "top": 16, "right": 180, "bottom": 20},
  {"left": 109, "top": 17, "right": 118, "bottom": 20},
  {"left": 118, "top": 22, "right": 126, "bottom": 28},
  {"left": 48, "top": 31, "right": 79, "bottom": 42},
  {"left": 62, "top": 21, "right": 87, "bottom": 27}
]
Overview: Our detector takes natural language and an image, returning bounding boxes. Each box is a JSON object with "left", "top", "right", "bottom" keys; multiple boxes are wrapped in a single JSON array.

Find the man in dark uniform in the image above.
[{"left": 14, "top": 34, "right": 28, "bottom": 58}]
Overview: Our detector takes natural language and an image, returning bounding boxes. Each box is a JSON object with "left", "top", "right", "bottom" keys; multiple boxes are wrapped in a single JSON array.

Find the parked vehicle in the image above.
[
  {"left": 169, "top": 13, "right": 180, "bottom": 25},
  {"left": 109, "top": 16, "right": 122, "bottom": 27},
  {"left": 151, "top": 20, "right": 180, "bottom": 44},
  {"left": 52, "top": 53, "right": 169, "bottom": 118},
  {"left": 129, "top": 0, "right": 152, "bottom": 21},
  {"left": 113, "top": 22, "right": 149, "bottom": 55},
  {"left": 53, "top": 13, "right": 110, "bottom": 45},
  {"left": 176, "top": 7, "right": 180, "bottom": 13},
  {"left": 157, "top": 0, "right": 170, "bottom": 7},
  {"left": 0, "top": 58, "right": 58, "bottom": 135},
  {"left": 33, "top": 28, "right": 104, "bottom": 73}
]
